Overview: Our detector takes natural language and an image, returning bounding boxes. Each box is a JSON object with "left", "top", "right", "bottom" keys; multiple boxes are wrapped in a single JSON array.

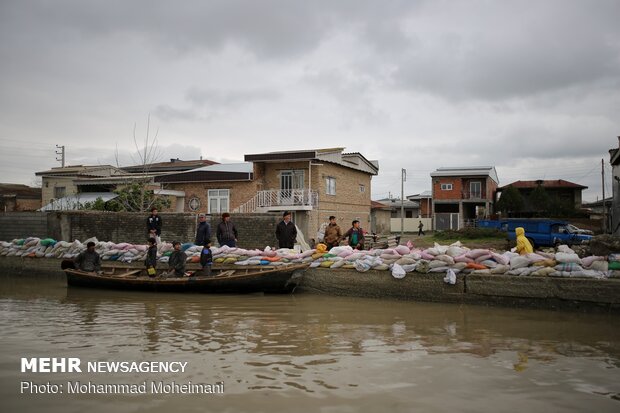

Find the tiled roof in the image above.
[{"left": 500, "top": 179, "right": 587, "bottom": 189}]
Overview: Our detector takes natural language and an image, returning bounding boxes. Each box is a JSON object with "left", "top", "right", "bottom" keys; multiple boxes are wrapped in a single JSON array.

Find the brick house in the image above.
[
  {"left": 0, "top": 184, "right": 41, "bottom": 211},
  {"left": 430, "top": 166, "right": 499, "bottom": 230},
  {"left": 497, "top": 179, "right": 587, "bottom": 214},
  {"left": 243, "top": 148, "right": 379, "bottom": 242},
  {"left": 407, "top": 190, "right": 432, "bottom": 218}
]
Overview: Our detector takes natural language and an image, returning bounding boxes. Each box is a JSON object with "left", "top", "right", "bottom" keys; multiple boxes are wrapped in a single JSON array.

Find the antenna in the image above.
[{"left": 55, "top": 145, "right": 65, "bottom": 167}]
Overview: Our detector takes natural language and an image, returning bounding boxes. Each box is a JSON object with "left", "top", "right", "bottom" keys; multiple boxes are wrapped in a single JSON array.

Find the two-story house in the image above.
[
  {"left": 430, "top": 166, "right": 499, "bottom": 230},
  {"left": 242, "top": 148, "right": 379, "bottom": 242}
]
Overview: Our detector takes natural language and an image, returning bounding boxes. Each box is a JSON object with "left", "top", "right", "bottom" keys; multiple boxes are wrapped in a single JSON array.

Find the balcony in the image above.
[
  {"left": 234, "top": 189, "right": 318, "bottom": 213},
  {"left": 461, "top": 190, "right": 485, "bottom": 200}
]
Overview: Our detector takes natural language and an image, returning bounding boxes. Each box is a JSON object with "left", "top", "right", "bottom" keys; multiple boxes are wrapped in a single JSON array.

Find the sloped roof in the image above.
[
  {"left": 121, "top": 158, "right": 218, "bottom": 173},
  {"left": 371, "top": 200, "right": 391, "bottom": 210},
  {"left": 155, "top": 163, "right": 254, "bottom": 183},
  {"left": 431, "top": 166, "right": 499, "bottom": 184},
  {"left": 500, "top": 179, "right": 587, "bottom": 190},
  {"left": 39, "top": 192, "right": 119, "bottom": 211},
  {"left": 35, "top": 165, "right": 123, "bottom": 177},
  {"left": 245, "top": 148, "right": 379, "bottom": 175},
  {"left": 0, "top": 183, "right": 41, "bottom": 199}
]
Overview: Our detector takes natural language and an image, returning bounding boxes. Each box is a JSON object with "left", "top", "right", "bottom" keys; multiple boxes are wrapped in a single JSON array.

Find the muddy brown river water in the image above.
[{"left": 0, "top": 274, "right": 619, "bottom": 412}]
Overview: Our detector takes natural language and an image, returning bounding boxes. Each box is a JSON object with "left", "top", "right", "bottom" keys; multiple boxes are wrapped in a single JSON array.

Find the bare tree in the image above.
[{"left": 109, "top": 115, "right": 170, "bottom": 212}]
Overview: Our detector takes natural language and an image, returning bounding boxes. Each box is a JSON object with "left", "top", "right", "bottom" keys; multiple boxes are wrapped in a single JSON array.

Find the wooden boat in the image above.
[{"left": 64, "top": 264, "right": 308, "bottom": 294}]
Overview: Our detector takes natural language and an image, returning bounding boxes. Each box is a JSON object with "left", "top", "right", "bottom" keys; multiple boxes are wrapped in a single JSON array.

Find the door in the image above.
[
  {"left": 280, "top": 170, "right": 304, "bottom": 205},
  {"left": 470, "top": 181, "right": 481, "bottom": 199}
]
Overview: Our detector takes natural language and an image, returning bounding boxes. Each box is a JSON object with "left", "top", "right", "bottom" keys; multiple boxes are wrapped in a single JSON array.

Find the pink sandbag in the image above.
[
  {"left": 490, "top": 252, "right": 509, "bottom": 265},
  {"left": 420, "top": 251, "right": 435, "bottom": 260},
  {"left": 454, "top": 254, "right": 474, "bottom": 263},
  {"left": 466, "top": 249, "right": 491, "bottom": 259},
  {"left": 474, "top": 254, "right": 493, "bottom": 263},
  {"left": 394, "top": 245, "right": 411, "bottom": 256},
  {"left": 338, "top": 250, "right": 353, "bottom": 258},
  {"left": 261, "top": 250, "right": 277, "bottom": 257},
  {"left": 581, "top": 255, "right": 605, "bottom": 268}
]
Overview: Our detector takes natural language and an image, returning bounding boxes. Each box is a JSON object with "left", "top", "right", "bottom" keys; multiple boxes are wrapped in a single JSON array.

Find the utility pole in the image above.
[
  {"left": 55, "top": 145, "right": 65, "bottom": 167},
  {"left": 401, "top": 168, "right": 406, "bottom": 238},
  {"left": 602, "top": 158, "right": 606, "bottom": 233}
]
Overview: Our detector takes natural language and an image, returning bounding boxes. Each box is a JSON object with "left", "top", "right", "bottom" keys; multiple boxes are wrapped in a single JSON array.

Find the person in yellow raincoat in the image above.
[{"left": 515, "top": 227, "right": 533, "bottom": 255}]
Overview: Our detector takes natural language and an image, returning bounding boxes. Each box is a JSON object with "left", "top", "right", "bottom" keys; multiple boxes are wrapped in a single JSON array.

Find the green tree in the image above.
[
  {"left": 496, "top": 185, "right": 524, "bottom": 215},
  {"left": 107, "top": 183, "right": 171, "bottom": 212},
  {"left": 529, "top": 185, "right": 551, "bottom": 216}
]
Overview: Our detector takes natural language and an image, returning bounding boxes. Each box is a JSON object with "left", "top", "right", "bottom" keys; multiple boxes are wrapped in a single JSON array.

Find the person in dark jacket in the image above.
[
  {"left": 168, "top": 241, "right": 187, "bottom": 277},
  {"left": 342, "top": 220, "right": 365, "bottom": 250},
  {"left": 74, "top": 241, "right": 102, "bottom": 273},
  {"left": 323, "top": 215, "right": 342, "bottom": 250},
  {"left": 216, "top": 212, "right": 238, "bottom": 247},
  {"left": 145, "top": 237, "right": 158, "bottom": 277},
  {"left": 146, "top": 207, "right": 162, "bottom": 242},
  {"left": 275, "top": 211, "right": 297, "bottom": 249},
  {"left": 200, "top": 241, "right": 213, "bottom": 276},
  {"left": 195, "top": 213, "right": 211, "bottom": 247}
]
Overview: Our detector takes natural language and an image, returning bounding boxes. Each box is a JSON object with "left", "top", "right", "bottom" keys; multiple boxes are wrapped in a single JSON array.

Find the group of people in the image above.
[
  {"left": 73, "top": 208, "right": 369, "bottom": 276},
  {"left": 145, "top": 209, "right": 238, "bottom": 278}
]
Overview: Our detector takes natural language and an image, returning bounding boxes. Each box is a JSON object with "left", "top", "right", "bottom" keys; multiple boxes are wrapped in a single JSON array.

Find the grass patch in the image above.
[{"left": 433, "top": 227, "right": 506, "bottom": 240}]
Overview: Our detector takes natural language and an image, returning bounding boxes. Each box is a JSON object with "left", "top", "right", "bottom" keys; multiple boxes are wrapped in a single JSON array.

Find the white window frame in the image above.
[
  {"left": 326, "top": 177, "right": 336, "bottom": 195},
  {"left": 440, "top": 183, "right": 453, "bottom": 191},
  {"left": 207, "top": 189, "right": 230, "bottom": 214}
]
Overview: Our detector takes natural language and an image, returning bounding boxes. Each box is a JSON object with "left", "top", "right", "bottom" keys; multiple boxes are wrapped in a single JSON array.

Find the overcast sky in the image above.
[{"left": 1, "top": 0, "right": 619, "bottom": 202}]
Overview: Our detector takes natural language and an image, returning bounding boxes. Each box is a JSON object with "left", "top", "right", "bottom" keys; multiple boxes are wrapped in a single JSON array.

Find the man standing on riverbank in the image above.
[
  {"left": 195, "top": 213, "right": 211, "bottom": 247},
  {"left": 146, "top": 207, "right": 162, "bottom": 243},
  {"left": 216, "top": 213, "right": 238, "bottom": 247},
  {"left": 342, "top": 220, "right": 365, "bottom": 250},
  {"left": 275, "top": 211, "right": 297, "bottom": 249},
  {"left": 323, "top": 216, "right": 342, "bottom": 250}
]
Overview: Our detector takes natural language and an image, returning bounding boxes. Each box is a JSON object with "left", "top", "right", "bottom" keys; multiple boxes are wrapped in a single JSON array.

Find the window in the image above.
[
  {"left": 326, "top": 177, "right": 336, "bottom": 195},
  {"left": 54, "top": 186, "right": 66, "bottom": 198},
  {"left": 440, "top": 183, "right": 453, "bottom": 191},
  {"left": 208, "top": 189, "right": 229, "bottom": 214},
  {"left": 280, "top": 170, "right": 304, "bottom": 192},
  {"left": 359, "top": 184, "right": 365, "bottom": 193},
  {"left": 470, "top": 181, "right": 481, "bottom": 198}
]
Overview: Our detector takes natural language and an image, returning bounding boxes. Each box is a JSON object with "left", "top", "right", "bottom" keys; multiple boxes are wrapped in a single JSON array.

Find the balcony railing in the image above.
[
  {"left": 461, "top": 190, "right": 485, "bottom": 200},
  {"left": 234, "top": 189, "right": 318, "bottom": 213}
]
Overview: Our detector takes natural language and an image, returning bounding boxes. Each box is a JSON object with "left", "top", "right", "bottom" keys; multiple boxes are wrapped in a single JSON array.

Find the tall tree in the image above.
[
  {"left": 529, "top": 185, "right": 551, "bottom": 216},
  {"left": 496, "top": 185, "right": 524, "bottom": 215},
  {"left": 112, "top": 114, "right": 168, "bottom": 212}
]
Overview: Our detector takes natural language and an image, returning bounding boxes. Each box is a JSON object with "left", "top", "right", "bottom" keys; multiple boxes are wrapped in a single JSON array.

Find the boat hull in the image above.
[{"left": 65, "top": 266, "right": 306, "bottom": 294}]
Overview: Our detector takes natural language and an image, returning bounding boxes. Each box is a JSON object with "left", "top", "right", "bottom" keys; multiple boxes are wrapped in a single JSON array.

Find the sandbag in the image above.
[
  {"left": 509, "top": 256, "right": 530, "bottom": 269},
  {"left": 391, "top": 263, "right": 406, "bottom": 279}
]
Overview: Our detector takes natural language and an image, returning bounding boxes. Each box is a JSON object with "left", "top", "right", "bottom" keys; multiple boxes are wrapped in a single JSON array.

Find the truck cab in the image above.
[
  {"left": 501, "top": 219, "right": 592, "bottom": 248},
  {"left": 478, "top": 218, "right": 592, "bottom": 247}
]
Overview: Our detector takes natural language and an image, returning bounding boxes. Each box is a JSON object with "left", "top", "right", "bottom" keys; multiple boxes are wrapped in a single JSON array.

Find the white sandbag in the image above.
[
  {"left": 525, "top": 253, "right": 547, "bottom": 263},
  {"left": 401, "top": 264, "right": 418, "bottom": 273},
  {"left": 509, "top": 256, "right": 530, "bottom": 269},
  {"left": 435, "top": 254, "right": 455, "bottom": 265},
  {"left": 355, "top": 260, "right": 371, "bottom": 272},
  {"left": 391, "top": 263, "right": 406, "bottom": 279},
  {"left": 443, "top": 268, "right": 457, "bottom": 285},
  {"left": 490, "top": 264, "right": 510, "bottom": 274},
  {"left": 589, "top": 261, "right": 608, "bottom": 272},
  {"left": 555, "top": 252, "right": 581, "bottom": 264},
  {"left": 557, "top": 245, "right": 575, "bottom": 254}
]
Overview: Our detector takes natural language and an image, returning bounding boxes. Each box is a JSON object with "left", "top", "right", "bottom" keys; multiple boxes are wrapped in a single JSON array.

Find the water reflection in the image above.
[{"left": 1, "top": 274, "right": 619, "bottom": 412}]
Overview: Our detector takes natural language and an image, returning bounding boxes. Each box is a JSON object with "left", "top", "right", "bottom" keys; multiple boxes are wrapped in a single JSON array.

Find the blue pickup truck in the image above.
[{"left": 477, "top": 219, "right": 593, "bottom": 248}]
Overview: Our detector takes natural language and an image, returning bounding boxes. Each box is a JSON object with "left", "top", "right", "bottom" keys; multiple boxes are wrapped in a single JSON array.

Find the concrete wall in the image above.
[
  {"left": 0, "top": 211, "right": 281, "bottom": 249},
  {"left": 390, "top": 218, "right": 433, "bottom": 232}
]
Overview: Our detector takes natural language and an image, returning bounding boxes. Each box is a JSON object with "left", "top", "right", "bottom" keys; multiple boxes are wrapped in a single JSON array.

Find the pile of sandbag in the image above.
[{"left": 0, "top": 237, "right": 617, "bottom": 279}]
